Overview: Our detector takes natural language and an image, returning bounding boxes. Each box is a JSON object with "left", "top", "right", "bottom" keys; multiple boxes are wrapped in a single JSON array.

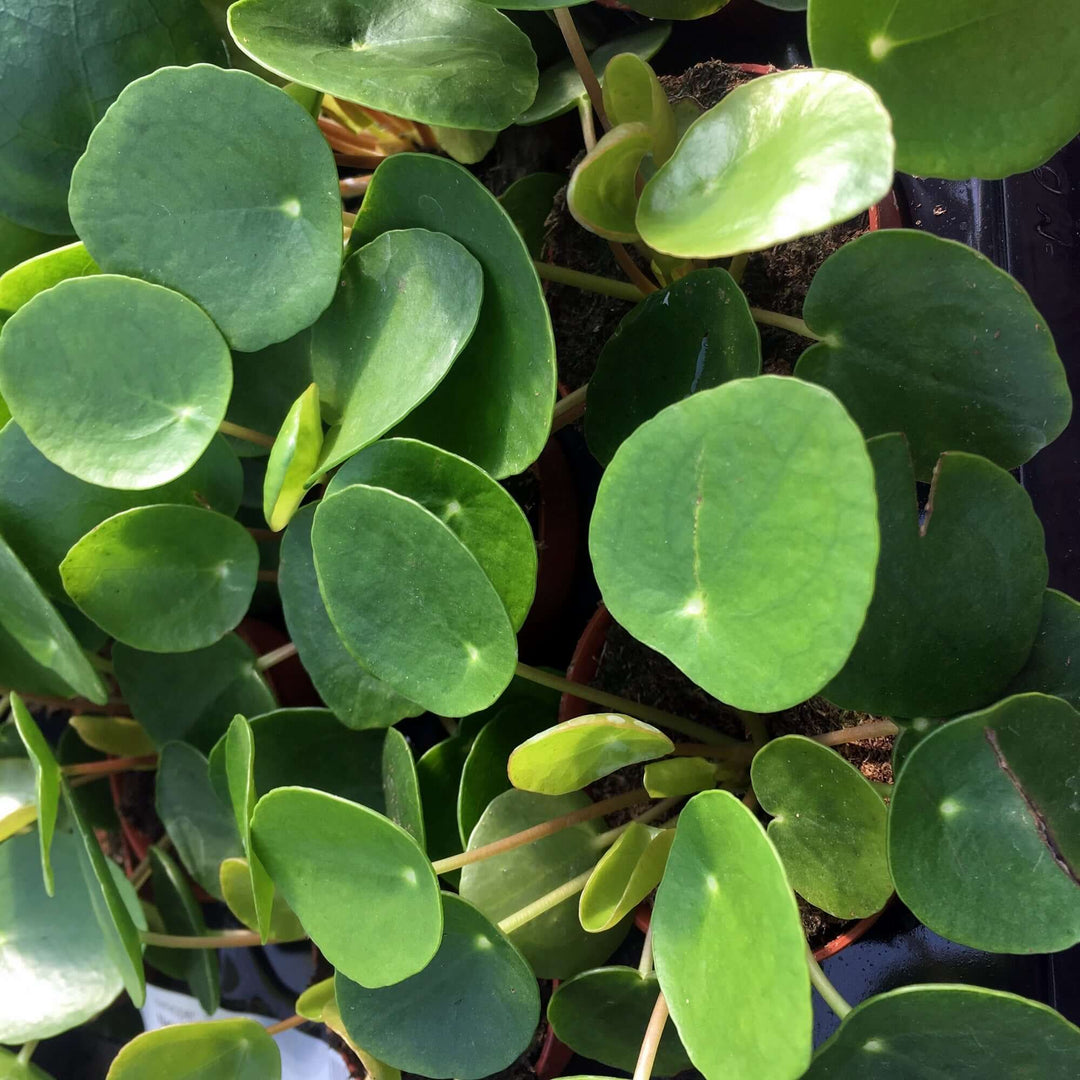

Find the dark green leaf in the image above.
[
  {"left": 0, "top": 214, "right": 67, "bottom": 276},
  {"left": 417, "top": 733, "right": 475, "bottom": 870},
  {"left": 1005, "top": 589, "right": 1080, "bottom": 709},
  {"left": 10, "top": 694, "right": 61, "bottom": 895},
  {"left": 498, "top": 173, "right": 564, "bottom": 258}
]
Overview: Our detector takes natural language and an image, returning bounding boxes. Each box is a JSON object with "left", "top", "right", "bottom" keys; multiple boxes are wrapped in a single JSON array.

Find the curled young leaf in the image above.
[
  {"left": 263, "top": 383, "right": 322, "bottom": 532},
  {"left": 219, "top": 857, "right": 306, "bottom": 943},
  {"left": 602, "top": 53, "right": 676, "bottom": 164},
  {"left": 10, "top": 694, "right": 61, "bottom": 895},
  {"left": 579, "top": 822, "right": 674, "bottom": 932},
  {"left": 568, "top": 122, "right": 653, "bottom": 243}
]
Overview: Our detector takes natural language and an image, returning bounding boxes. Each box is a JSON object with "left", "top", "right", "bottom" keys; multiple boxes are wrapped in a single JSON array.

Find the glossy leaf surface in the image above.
[
  {"left": 61, "top": 505, "right": 259, "bottom": 653},
  {"left": 579, "top": 823, "right": 674, "bottom": 932},
  {"left": 348, "top": 155, "right": 555, "bottom": 479},
  {"left": 251, "top": 786, "right": 442, "bottom": 987},
  {"left": 508, "top": 714, "right": 673, "bottom": 795},
  {"left": 0, "top": 276, "right": 232, "bottom": 489},
  {"left": 229, "top": 0, "right": 538, "bottom": 131},
  {"left": 653, "top": 791, "right": 810, "bottom": 1080},
  {"left": 889, "top": 694, "right": 1080, "bottom": 953},
  {"left": 313, "top": 484, "right": 516, "bottom": 716},
  {"left": 586, "top": 268, "right": 761, "bottom": 464},
  {"left": 336, "top": 894, "right": 540, "bottom": 1079},
  {"left": 0, "top": 242, "right": 97, "bottom": 323},
  {"left": 824, "top": 436, "right": 1047, "bottom": 718},
  {"left": 752, "top": 735, "right": 891, "bottom": 918},
  {"left": 809, "top": 0, "right": 1080, "bottom": 179},
  {"left": 568, "top": 123, "right": 654, "bottom": 242},
  {"left": 263, "top": 384, "right": 322, "bottom": 531},
  {"left": 11, "top": 695, "right": 61, "bottom": 895},
  {"left": 797, "top": 231, "right": 1071, "bottom": 479},
  {"left": 591, "top": 377, "right": 878, "bottom": 711},
  {"left": 602, "top": 53, "right": 676, "bottom": 163},
  {"left": 643, "top": 756, "right": 720, "bottom": 798},
  {"left": 637, "top": 70, "right": 894, "bottom": 257},
  {"left": 105, "top": 1019, "right": 281, "bottom": 1080},
  {"left": 70, "top": 66, "right": 341, "bottom": 352}
]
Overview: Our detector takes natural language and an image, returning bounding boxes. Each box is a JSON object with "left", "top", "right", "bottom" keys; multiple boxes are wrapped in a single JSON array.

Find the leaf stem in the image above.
[
  {"left": 255, "top": 642, "right": 298, "bottom": 672},
  {"left": 813, "top": 720, "right": 899, "bottom": 747},
  {"left": 257, "top": 569, "right": 279, "bottom": 584},
  {"left": 638, "top": 920, "right": 654, "bottom": 978},
  {"left": 514, "top": 662, "right": 748, "bottom": 749},
  {"left": 219, "top": 419, "right": 276, "bottom": 449},
  {"left": 727, "top": 252, "right": 748, "bottom": 285},
  {"left": 807, "top": 948, "right": 852, "bottom": 1019},
  {"left": 577, "top": 96, "right": 597, "bottom": 152},
  {"left": 610, "top": 242, "right": 659, "bottom": 296},
  {"left": 265, "top": 1014, "right": 307, "bottom": 1036},
  {"left": 633, "top": 992, "right": 669, "bottom": 1080},
  {"left": 140, "top": 929, "right": 270, "bottom": 949},
  {"left": 61, "top": 754, "right": 158, "bottom": 778},
  {"left": 554, "top": 8, "right": 609, "bottom": 133},
  {"left": 497, "top": 866, "right": 594, "bottom": 935},
  {"left": 533, "top": 261, "right": 644, "bottom": 302},
  {"left": 16, "top": 1041, "right": 38, "bottom": 1067},
  {"left": 431, "top": 788, "right": 650, "bottom": 876},
  {"left": 552, "top": 384, "right": 588, "bottom": 432},
  {"left": 85, "top": 652, "right": 114, "bottom": 675},
  {"left": 748, "top": 308, "right": 822, "bottom": 341}
]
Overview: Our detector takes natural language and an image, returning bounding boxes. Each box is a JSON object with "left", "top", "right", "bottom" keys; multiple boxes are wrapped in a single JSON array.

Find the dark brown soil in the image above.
[{"left": 116, "top": 768, "right": 164, "bottom": 843}]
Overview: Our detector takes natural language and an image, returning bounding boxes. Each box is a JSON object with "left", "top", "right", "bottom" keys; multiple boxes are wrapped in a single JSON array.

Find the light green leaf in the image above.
[
  {"left": 508, "top": 714, "right": 673, "bottom": 795},
  {"left": 70, "top": 65, "right": 342, "bottom": 352},
  {"left": 348, "top": 155, "right": 556, "bottom": 479},
  {"left": 585, "top": 267, "right": 761, "bottom": 465},
  {"left": 824, "top": 436, "right": 1047, "bottom": 719},
  {"left": 431, "top": 126, "right": 498, "bottom": 165},
  {"left": 797, "top": 230, "right": 1071, "bottom": 479},
  {"left": 105, "top": 1018, "right": 281, "bottom": 1080},
  {"left": 0, "top": 276, "right": 232, "bottom": 489},
  {"left": 637, "top": 70, "right": 894, "bottom": 257},
  {"left": 313, "top": 483, "right": 517, "bottom": 716},
  {"left": 0, "top": 756, "right": 37, "bottom": 843},
  {"left": 752, "top": 735, "right": 891, "bottom": 919},
  {"left": 1006, "top": 589, "right": 1080, "bottom": 709},
  {"left": 68, "top": 716, "right": 155, "bottom": 759},
  {"left": 312, "top": 230, "right": 483, "bottom": 476},
  {"left": 0, "top": 242, "right": 97, "bottom": 323},
  {"left": 590, "top": 377, "right": 879, "bottom": 712},
  {"left": 643, "top": 756, "right": 720, "bottom": 798},
  {"left": 0, "top": 214, "right": 67, "bottom": 277},
  {"left": 228, "top": 0, "right": 538, "bottom": 132},
  {"left": 336, "top": 894, "right": 540, "bottom": 1079},
  {"left": 0, "top": 1045, "right": 53, "bottom": 1079},
  {"left": 652, "top": 790, "right": 810, "bottom": 1080},
  {"left": 10, "top": 694, "right": 61, "bottom": 895},
  {"left": 219, "top": 857, "right": 306, "bottom": 942},
  {"left": 568, "top": 122, "right": 654, "bottom": 242},
  {"left": 263, "top": 384, "right": 322, "bottom": 532},
  {"left": 61, "top": 505, "right": 259, "bottom": 653},
  {"left": 579, "top": 823, "right": 674, "bottom": 932},
  {"left": 808, "top": 0, "right": 1080, "bottom": 179},
  {"left": 889, "top": 693, "right": 1080, "bottom": 953},
  {"left": 602, "top": 53, "right": 676, "bottom": 164},
  {"left": 279, "top": 505, "right": 420, "bottom": 730},
  {"left": 251, "top": 786, "right": 442, "bottom": 987}
]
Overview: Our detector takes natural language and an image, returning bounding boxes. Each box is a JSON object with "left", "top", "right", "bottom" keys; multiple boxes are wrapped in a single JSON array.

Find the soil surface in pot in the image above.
[
  {"left": 582, "top": 617, "right": 892, "bottom": 950},
  {"left": 542, "top": 60, "right": 869, "bottom": 392}
]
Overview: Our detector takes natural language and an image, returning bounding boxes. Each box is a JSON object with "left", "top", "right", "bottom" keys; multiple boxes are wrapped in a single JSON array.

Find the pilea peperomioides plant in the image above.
[{"left": 0, "top": 2, "right": 1079, "bottom": 1079}]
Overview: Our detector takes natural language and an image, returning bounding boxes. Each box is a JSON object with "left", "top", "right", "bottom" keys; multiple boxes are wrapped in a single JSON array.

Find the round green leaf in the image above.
[
  {"left": 590, "top": 376, "right": 879, "bottom": 712},
  {"left": 115, "top": 634, "right": 275, "bottom": 751},
  {"left": 263, "top": 383, "right": 322, "bottom": 532},
  {"left": 0, "top": 0, "right": 222, "bottom": 234},
  {"left": 336, "top": 894, "right": 540, "bottom": 1079},
  {"left": 0, "top": 276, "right": 232, "bottom": 489},
  {"left": 519, "top": 24, "right": 671, "bottom": 126},
  {"left": 652, "top": 790, "right": 811, "bottom": 1080},
  {"left": 312, "top": 230, "right": 483, "bottom": 476},
  {"left": 824, "top": 436, "right": 1047, "bottom": 719},
  {"left": 68, "top": 716, "right": 155, "bottom": 759},
  {"left": 279, "top": 505, "right": 420, "bottom": 730},
  {"left": 498, "top": 172, "right": 564, "bottom": 258},
  {"left": 809, "top": 0, "right": 1080, "bottom": 179},
  {"left": 61, "top": 505, "right": 259, "bottom": 653},
  {"left": 11, "top": 694, "right": 61, "bottom": 896},
  {"left": 547, "top": 967, "right": 692, "bottom": 1077},
  {"left": 796, "top": 231, "right": 1071, "bottom": 479},
  {"left": 229, "top": 0, "right": 537, "bottom": 132},
  {"left": 459, "top": 788, "right": 630, "bottom": 979},
  {"left": 69, "top": 65, "right": 342, "bottom": 352},
  {"left": 0, "top": 830, "right": 131, "bottom": 1042},
  {"left": 579, "top": 822, "right": 674, "bottom": 932},
  {"left": 156, "top": 742, "right": 243, "bottom": 901},
  {"left": 508, "top": 714, "right": 673, "bottom": 795},
  {"left": 149, "top": 846, "right": 220, "bottom": 1015},
  {"left": 752, "top": 735, "right": 891, "bottom": 919},
  {"left": 889, "top": 693, "right": 1080, "bottom": 953},
  {"left": 431, "top": 126, "right": 498, "bottom": 166},
  {"left": 0, "top": 530, "right": 105, "bottom": 704},
  {"left": 643, "top": 756, "right": 720, "bottom": 798},
  {"left": 0, "top": 241, "right": 97, "bottom": 323},
  {"left": 636, "top": 70, "right": 894, "bottom": 258},
  {"left": 347, "top": 154, "right": 556, "bottom": 479},
  {"left": 568, "top": 122, "right": 654, "bottom": 242},
  {"left": 105, "top": 1018, "right": 281, "bottom": 1080},
  {"left": 1005, "top": 589, "right": 1080, "bottom": 709},
  {"left": 804, "top": 984, "right": 1080, "bottom": 1079},
  {"left": 0, "top": 425, "right": 241, "bottom": 599},
  {"left": 327, "top": 439, "right": 537, "bottom": 631},
  {"left": 313, "top": 483, "right": 517, "bottom": 716},
  {"left": 251, "top": 786, "right": 442, "bottom": 987},
  {"left": 220, "top": 856, "right": 306, "bottom": 942},
  {"left": 586, "top": 268, "right": 761, "bottom": 465}
]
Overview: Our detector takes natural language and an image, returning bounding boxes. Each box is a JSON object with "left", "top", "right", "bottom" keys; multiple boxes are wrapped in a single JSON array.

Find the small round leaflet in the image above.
[
  {"left": 508, "top": 714, "right": 673, "bottom": 795},
  {"left": 889, "top": 693, "right": 1080, "bottom": 954},
  {"left": 804, "top": 984, "right": 1080, "bottom": 1079},
  {"left": 637, "top": 70, "right": 894, "bottom": 257},
  {"left": 335, "top": 894, "right": 539, "bottom": 1080},
  {"left": 590, "top": 377, "right": 879, "bottom": 712},
  {"left": 69, "top": 65, "right": 342, "bottom": 352},
  {"left": 105, "top": 1019, "right": 281, "bottom": 1080},
  {"left": 0, "top": 276, "right": 231, "bottom": 489}
]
